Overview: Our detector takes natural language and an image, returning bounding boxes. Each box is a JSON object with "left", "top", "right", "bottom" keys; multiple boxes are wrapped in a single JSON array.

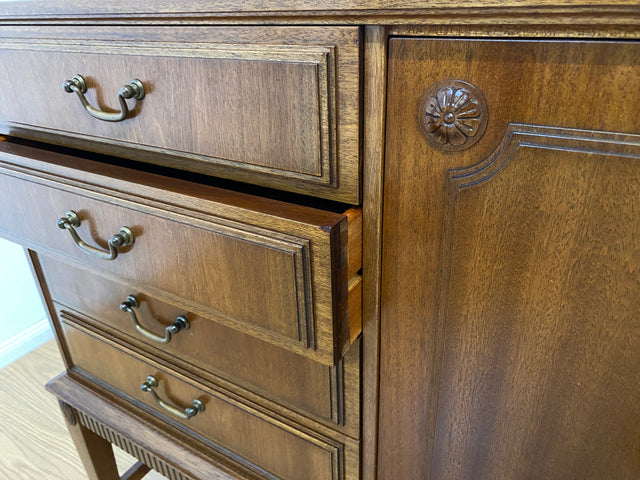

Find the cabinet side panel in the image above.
[{"left": 378, "top": 37, "right": 640, "bottom": 479}]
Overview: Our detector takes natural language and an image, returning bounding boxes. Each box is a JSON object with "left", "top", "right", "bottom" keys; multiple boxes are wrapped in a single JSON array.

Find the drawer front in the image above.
[
  {"left": 0, "top": 142, "right": 361, "bottom": 365},
  {"left": 61, "top": 319, "right": 359, "bottom": 480},
  {"left": 38, "top": 253, "right": 359, "bottom": 430},
  {"left": 0, "top": 26, "right": 360, "bottom": 203}
]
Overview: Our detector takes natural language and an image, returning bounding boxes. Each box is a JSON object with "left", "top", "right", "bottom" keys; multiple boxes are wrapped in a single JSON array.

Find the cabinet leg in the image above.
[{"left": 59, "top": 401, "right": 121, "bottom": 480}]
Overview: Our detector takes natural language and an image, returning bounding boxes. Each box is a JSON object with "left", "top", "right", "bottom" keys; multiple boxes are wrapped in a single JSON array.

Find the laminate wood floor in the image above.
[{"left": 0, "top": 339, "right": 166, "bottom": 480}]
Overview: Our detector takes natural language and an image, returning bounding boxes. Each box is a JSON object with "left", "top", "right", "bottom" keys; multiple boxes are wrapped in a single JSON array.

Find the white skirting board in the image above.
[{"left": 0, "top": 319, "right": 53, "bottom": 370}]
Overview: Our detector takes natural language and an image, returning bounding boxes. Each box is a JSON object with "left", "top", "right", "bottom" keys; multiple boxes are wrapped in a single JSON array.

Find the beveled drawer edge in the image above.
[
  {"left": 0, "top": 37, "right": 339, "bottom": 187},
  {"left": 60, "top": 312, "right": 356, "bottom": 445},
  {"left": 61, "top": 319, "right": 350, "bottom": 480},
  {"left": 0, "top": 149, "right": 357, "bottom": 365},
  {"left": 54, "top": 302, "right": 350, "bottom": 431},
  {"left": 0, "top": 139, "right": 349, "bottom": 229},
  {"left": 27, "top": 235, "right": 327, "bottom": 362},
  {"left": 0, "top": 165, "right": 318, "bottom": 349}
]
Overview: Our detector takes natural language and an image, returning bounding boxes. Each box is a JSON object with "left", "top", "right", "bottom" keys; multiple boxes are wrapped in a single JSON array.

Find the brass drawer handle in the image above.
[
  {"left": 57, "top": 210, "right": 134, "bottom": 261},
  {"left": 141, "top": 376, "right": 205, "bottom": 420},
  {"left": 120, "top": 295, "right": 189, "bottom": 344},
  {"left": 62, "top": 74, "right": 145, "bottom": 122}
]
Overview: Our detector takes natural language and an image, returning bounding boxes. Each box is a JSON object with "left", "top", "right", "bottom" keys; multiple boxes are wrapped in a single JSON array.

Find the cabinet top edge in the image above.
[{"left": 0, "top": 1, "right": 639, "bottom": 24}]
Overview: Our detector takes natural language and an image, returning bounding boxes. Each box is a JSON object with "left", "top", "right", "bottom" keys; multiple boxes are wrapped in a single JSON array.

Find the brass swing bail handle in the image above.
[
  {"left": 141, "top": 376, "right": 205, "bottom": 420},
  {"left": 62, "top": 74, "right": 145, "bottom": 122},
  {"left": 120, "top": 295, "right": 190, "bottom": 345},
  {"left": 57, "top": 210, "right": 134, "bottom": 261}
]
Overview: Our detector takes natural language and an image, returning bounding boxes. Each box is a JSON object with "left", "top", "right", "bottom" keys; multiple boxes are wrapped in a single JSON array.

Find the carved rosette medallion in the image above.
[{"left": 419, "top": 80, "right": 488, "bottom": 151}]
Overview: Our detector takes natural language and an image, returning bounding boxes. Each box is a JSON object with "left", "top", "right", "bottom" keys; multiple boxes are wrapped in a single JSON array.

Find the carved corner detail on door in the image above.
[
  {"left": 419, "top": 80, "right": 488, "bottom": 152},
  {"left": 449, "top": 124, "right": 640, "bottom": 189}
]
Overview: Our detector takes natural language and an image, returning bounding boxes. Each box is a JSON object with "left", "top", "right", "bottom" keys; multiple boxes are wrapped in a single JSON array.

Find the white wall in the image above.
[{"left": 0, "top": 237, "right": 52, "bottom": 369}]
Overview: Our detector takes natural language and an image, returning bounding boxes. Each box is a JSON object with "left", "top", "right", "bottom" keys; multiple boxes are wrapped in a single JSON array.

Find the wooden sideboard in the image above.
[{"left": 1, "top": 3, "right": 639, "bottom": 479}]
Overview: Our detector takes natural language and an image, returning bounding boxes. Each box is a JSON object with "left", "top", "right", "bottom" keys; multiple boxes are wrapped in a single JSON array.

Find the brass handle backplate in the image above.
[
  {"left": 63, "top": 74, "right": 145, "bottom": 122},
  {"left": 120, "top": 295, "right": 189, "bottom": 344},
  {"left": 141, "top": 376, "right": 205, "bottom": 420},
  {"left": 57, "top": 210, "right": 134, "bottom": 261}
]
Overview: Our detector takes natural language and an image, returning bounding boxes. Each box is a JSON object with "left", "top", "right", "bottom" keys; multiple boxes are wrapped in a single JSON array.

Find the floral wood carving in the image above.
[{"left": 419, "top": 80, "right": 488, "bottom": 151}]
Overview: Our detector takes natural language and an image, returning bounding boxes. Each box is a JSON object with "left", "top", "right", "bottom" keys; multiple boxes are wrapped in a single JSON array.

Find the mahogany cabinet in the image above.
[{"left": 0, "top": 3, "right": 639, "bottom": 480}]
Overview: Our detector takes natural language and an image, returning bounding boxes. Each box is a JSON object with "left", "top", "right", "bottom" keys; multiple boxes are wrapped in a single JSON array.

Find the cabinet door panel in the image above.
[
  {"left": 433, "top": 130, "right": 640, "bottom": 479},
  {"left": 379, "top": 38, "right": 640, "bottom": 480}
]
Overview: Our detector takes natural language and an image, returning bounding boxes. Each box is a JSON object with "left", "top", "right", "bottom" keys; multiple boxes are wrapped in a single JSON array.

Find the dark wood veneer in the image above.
[
  {"left": 1, "top": 5, "right": 639, "bottom": 480},
  {"left": 379, "top": 37, "right": 640, "bottom": 480}
]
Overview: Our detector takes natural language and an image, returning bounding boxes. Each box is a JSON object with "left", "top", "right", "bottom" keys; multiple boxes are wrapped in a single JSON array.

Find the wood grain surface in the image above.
[
  {"left": 0, "top": 141, "right": 359, "bottom": 365},
  {"left": 60, "top": 319, "right": 358, "bottom": 480},
  {"left": 0, "top": 26, "right": 361, "bottom": 203},
  {"left": 36, "top": 252, "right": 357, "bottom": 431},
  {"left": 1, "top": 0, "right": 640, "bottom": 27},
  {"left": 360, "top": 24, "right": 388, "bottom": 480},
  {"left": 378, "top": 37, "right": 640, "bottom": 479},
  {"left": 0, "top": 340, "right": 165, "bottom": 479}
]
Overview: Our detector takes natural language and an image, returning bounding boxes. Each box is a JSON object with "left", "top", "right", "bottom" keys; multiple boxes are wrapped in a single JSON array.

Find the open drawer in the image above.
[{"left": 0, "top": 140, "right": 361, "bottom": 365}]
